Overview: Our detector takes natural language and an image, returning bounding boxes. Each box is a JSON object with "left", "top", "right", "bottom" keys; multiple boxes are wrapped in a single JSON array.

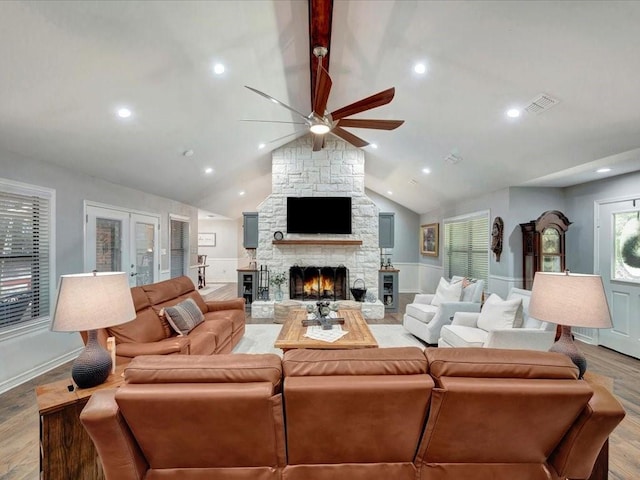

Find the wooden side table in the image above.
[{"left": 36, "top": 365, "right": 126, "bottom": 480}]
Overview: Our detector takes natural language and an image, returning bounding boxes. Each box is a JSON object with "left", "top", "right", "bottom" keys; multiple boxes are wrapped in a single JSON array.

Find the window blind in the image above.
[
  {"left": 0, "top": 189, "right": 51, "bottom": 329},
  {"left": 170, "top": 219, "right": 189, "bottom": 278},
  {"left": 443, "top": 212, "right": 489, "bottom": 284}
]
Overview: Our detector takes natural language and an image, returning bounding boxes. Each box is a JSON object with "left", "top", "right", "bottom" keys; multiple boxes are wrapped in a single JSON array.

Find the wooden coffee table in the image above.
[{"left": 274, "top": 309, "right": 378, "bottom": 352}]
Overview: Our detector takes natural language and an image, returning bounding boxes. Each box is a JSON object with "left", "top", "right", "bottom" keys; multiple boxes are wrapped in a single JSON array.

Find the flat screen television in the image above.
[{"left": 286, "top": 197, "right": 352, "bottom": 234}]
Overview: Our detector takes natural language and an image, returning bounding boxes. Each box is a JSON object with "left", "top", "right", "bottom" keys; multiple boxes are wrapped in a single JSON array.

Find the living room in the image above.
[{"left": 1, "top": 1, "right": 640, "bottom": 478}]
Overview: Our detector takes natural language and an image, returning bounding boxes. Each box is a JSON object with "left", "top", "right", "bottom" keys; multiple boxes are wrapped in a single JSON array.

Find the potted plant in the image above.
[{"left": 270, "top": 271, "right": 287, "bottom": 301}]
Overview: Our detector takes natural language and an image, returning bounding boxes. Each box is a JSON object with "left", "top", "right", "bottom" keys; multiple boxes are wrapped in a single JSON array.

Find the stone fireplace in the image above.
[
  {"left": 289, "top": 265, "right": 348, "bottom": 301},
  {"left": 252, "top": 135, "right": 383, "bottom": 318}
]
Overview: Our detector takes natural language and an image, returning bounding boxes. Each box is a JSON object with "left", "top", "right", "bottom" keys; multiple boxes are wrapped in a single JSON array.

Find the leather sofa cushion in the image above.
[
  {"left": 124, "top": 353, "right": 283, "bottom": 389},
  {"left": 426, "top": 347, "right": 579, "bottom": 380},
  {"left": 107, "top": 306, "right": 167, "bottom": 344},
  {"left": 206, "top": 309, "right": 244, "bottom": 335},
  {"left": 283, "top": 347, "right": 427, "bottom": 377},
  {"left": 184, "top": 330, "right": 217, "bottom": 355},
  {"left": 440, "top": 325, "right": 487, "bottom": 348},
  {"left": 405, "top": 303, "right": 437, "bottom": 324},
  {"left": 131, "top": 286, "right": 151, "bottom": 311},
  {"left": 141, "top": 276, "right": 195, "bottom": 305},
  {"left": 193, "top": 318, "right": 232, "bottom": 349}
]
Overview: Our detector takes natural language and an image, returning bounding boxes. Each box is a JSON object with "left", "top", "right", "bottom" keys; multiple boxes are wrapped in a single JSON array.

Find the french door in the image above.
[
  {"left": 595, "top": 197, "right": 640, "bottom": 359},
  {"left": 85, "top": 204, "right": 160, "bottom": 287}
]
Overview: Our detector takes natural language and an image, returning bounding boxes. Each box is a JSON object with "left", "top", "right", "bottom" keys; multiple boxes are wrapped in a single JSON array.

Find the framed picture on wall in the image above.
[
  {"left": 420, "top": 223, "right": 439, "bottom": 256},
  {"left": 198, "top": 233, "right": 216, "bottom": 246}
]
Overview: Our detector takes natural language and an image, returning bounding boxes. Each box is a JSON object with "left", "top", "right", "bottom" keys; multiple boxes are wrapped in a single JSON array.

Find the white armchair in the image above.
[
  {"left": 438, "top": 288, "right": 556, "bottom": 350},
  {"left": 403, "top": 277, "right": 484, "bottom": 344}
]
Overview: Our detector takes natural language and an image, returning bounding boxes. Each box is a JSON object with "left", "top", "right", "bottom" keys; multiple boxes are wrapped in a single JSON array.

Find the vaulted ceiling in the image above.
[{"left": 2, "top": 1, "right": 640, "bottom": 219}]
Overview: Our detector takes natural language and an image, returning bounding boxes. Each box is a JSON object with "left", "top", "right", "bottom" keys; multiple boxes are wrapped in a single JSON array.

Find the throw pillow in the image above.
[
  {"left": 460, "top": 278, "right": 478, "bottom": 302},
  {"left": 431, "top": 277, "right": 463, "bottom": 306},
  {"left": 477, "top": 294, "right": 523, "bottom": 331},
  {"left": 163, "top": 298, "right": 205, "bottom": 336}
]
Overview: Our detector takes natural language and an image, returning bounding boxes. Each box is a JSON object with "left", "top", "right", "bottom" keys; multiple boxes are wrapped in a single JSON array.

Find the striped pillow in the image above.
[{"left": 163, "top": 298, "right": 205, "bottom": 335}]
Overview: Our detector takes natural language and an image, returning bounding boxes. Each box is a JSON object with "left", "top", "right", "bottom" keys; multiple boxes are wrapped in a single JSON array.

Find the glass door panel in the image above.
[{"left": 133, "top": 219, "right": 156, "bottom": 286}]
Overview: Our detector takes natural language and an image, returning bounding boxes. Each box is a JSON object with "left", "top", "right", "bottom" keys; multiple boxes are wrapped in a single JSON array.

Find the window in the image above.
[
  {"left": 170, "top": 217, "right": 189, "bottom": 278},
  {"left": 1, "top": 179, "right": 54, "bottom": 330},
  {"left": 443, "top": 211, "right": 489, "bottom": 284}
]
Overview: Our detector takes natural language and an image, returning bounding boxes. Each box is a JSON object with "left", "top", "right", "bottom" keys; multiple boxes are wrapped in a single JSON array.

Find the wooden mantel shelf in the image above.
[{"left": 273, "top": 239, "right": 363, "bottom": 246}]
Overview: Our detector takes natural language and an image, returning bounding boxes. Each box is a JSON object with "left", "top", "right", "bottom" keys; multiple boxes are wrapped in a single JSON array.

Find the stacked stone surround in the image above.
[{"left": 256, "top": 135, "right": 380, "bottom": 302}]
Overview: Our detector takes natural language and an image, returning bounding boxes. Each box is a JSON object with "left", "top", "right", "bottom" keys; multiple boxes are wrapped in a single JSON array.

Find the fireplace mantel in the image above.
[{"left": 272, "top": 239, "right": 363, "bottom": 246}]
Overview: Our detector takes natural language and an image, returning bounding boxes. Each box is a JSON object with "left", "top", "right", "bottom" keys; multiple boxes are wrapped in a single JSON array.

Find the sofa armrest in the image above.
[
  {"left": 80, "top": 389, "right": 149, "bottom": 480},
  {"left": 439, "top": 301, "right": 481, "bottom": 321},
  {"left": 205, "top": 298, "right": 245, "bottom": 312},
  {"left": 450, "top": 311, "right": 480, "bottom": 327},
  {"left": 115, "top": 336, "right": 190, "bottom": 358},
  {"left": 484, "top": 329, "right": 556, "bottom": 350},
  {"left": 412, "top": 294, "right": 435, "bottom": 305},
  {"left": 550, "top": 383, "right": 625, "bottom": 479}
]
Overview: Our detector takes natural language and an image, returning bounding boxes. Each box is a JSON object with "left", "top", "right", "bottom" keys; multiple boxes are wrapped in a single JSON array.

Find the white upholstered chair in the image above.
[
  {"left": 403, "top": 277, "right": 484, "bottom": 344},
  {"left": 438, "top": 287, "right": 556, "bottom": 350}
]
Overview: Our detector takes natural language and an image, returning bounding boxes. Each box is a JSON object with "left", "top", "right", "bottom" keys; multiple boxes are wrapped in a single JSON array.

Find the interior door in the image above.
[
  {"left": 86, "top": 205, "right": 160, "bottom": 287},
  {"left": 596, "top": 199, "right": 640, "bottom": 359}
]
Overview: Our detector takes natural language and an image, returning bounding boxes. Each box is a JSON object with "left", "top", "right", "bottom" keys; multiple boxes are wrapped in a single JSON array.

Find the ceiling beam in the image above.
[{"left": 308, "top": 0, "right": 333, "bottom": 110}]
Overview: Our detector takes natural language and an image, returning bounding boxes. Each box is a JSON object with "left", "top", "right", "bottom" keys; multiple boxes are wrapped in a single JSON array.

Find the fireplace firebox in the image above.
[{"left": 289, "top": 266, "right": 348, "bottom": 301}]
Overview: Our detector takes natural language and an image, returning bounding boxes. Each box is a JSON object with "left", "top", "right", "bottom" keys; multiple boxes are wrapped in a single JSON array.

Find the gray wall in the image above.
[
  {"left": 366, "top": 189, "right": 420, "bottom": 263},
  {"left": 0, "top": 149, "right": 199, "bottom": 393}
]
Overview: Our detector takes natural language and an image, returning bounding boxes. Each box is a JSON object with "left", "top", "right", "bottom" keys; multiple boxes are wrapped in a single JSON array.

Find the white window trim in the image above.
[{"left": 0, "top": 178, "right": 56, "bottom": 339}]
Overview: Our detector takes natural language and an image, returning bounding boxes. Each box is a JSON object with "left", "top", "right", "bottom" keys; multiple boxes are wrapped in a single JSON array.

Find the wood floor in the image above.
[{"left": 1, "top": 285, "right": 638, "bottom": 479}]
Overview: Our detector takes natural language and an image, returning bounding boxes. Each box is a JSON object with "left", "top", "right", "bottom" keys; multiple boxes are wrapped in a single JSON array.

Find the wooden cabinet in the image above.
[
  {"left": 379, "top": 269, "right": 399, "bottom": 313},
  {"left": 37, "top": 365, "right": 126, "bottom": 480},
  {"left": 520, "top": 210, "right": 571, "bottom": 290},
  {"left": 379, "top": 212, "right": 395, "bottom": 248},
  {"left": 237, "top": 268, "right": 258, "bottom": 310},
  {"left": 242, "top": 212, "right": 259, "bottom": 248}
]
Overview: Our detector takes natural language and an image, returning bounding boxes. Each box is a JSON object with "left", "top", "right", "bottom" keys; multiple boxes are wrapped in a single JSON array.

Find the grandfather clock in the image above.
[{"left": 520, "top": 210, "right": 571, "bottom": 290}]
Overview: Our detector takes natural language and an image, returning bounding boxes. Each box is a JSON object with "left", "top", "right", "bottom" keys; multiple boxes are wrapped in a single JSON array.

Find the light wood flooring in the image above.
[{"left": 1, "top": 285, "right": 638, "bottom": 479}]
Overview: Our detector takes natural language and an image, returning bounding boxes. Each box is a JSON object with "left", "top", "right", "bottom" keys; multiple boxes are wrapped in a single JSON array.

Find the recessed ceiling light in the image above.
[
  {"left": 204, "top": 167, "right": 214, "bottom": 174},
  {"left": 387, "top": 191, "right": 393, "bottom": 195},
  {"left": 117, "top": 107, "right": 132, "bottom": 118},
  {"left": 422, "top": 167, "right": 431, "bottom": 174},
  {"left": 506, "top": 108, "right": 521, "bottom": 118},
  {"left": 596, "top": 168, "right": 611, "bottom": 173},
  {"left": 239, "top": 191, "right": 246, "bottom": 196},
  {"left": 414, "top": 63, "right": 427, "bottom": 74},
  {"left": 258, "top": 143, "right": 266, "bottom": 149},
  {"left": 370, "top": 143, "right": 378, "bottom": 149},
  {"left": 213, "top": 63, "right": 225, "bottom": 75}
]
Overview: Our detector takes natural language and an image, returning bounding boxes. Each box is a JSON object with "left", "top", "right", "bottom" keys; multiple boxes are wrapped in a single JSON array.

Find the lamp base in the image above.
[
  {"left": 72, "top": 329, "right": 112, "bottom": 389},
  {"left": 549, "top": 325, "right": 587, "bottom": 379}
]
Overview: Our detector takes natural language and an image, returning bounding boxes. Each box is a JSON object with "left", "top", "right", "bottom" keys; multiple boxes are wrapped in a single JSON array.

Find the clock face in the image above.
[{"left": 274, "top": 231, "right": 283, "bottom": 240}]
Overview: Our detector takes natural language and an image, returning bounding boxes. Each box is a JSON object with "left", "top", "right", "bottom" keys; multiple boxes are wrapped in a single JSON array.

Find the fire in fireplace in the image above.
[{"left": 289, "top": 266, "right": 348, "bottom": 301}]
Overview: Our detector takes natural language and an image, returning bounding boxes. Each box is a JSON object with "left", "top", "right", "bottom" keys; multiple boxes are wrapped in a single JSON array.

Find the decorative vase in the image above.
[{"left": 274, "top": 286, "right": 283, "bottom": 302}]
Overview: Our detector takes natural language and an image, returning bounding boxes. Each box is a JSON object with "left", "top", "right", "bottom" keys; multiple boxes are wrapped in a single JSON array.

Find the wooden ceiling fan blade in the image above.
[
  {"left": 312, "top": 133, "right": 324, "bottom": 151},
  {"left": 331, "top": 126, "right": 369, "bottom": 148},
  {"left": 245, "top": 86, "right": 310, "bottom": 124},
  {"left": 313, "top": 64, "right": 332, "bottom": 117},
  {"left": 330, "top": 87, "right": 396, "bottom": 121},
  {"left": 337, "top": 119, "right": 404, "bottom": 130}
]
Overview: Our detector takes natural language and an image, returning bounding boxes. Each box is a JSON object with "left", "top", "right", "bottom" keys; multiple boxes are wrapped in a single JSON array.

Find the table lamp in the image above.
[
  {"left": 529, "top": 271, "right": 612, "bottom": 378},
  {"left": 51, "top": 271, "right": 135, "bottom": 388}
]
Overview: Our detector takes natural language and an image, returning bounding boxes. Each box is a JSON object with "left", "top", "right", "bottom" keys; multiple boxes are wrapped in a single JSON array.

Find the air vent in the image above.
[
  {"left": 445, "top": 153, "right": 462, "bottom": 165},
  {"left": 524, "top": 94, "right": 560, "bottom": 115}
]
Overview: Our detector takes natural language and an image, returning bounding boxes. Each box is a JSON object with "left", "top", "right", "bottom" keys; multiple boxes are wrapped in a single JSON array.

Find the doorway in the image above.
[
  {"left": 596, "top": 197, "right": 640, "bottom": 359},
  {"left": 85, "top": 203, "right": 160, "bottom": 287}
]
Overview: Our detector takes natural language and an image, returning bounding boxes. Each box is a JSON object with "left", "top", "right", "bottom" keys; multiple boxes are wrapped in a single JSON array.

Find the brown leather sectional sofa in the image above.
[
  {"left": 83, "top": 276, "right": 245, "bottom": 364},
  {"left": 80, "top": 347, "right": 625, "bottom": 480}
]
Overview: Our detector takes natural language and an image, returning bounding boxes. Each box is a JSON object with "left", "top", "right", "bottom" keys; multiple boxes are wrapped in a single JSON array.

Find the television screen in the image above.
[{"left": 286, "top": 197, "right": 352, "bottom": 234}]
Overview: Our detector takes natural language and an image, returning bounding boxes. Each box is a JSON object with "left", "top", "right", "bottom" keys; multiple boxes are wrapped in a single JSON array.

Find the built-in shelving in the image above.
[{"left": 272, "top": 239, "right": 362, "bottom": 246}]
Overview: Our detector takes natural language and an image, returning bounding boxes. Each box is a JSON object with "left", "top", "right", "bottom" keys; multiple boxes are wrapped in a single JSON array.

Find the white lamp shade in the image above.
[
  {"left": 51, "top": 272, "right": 136, "bottom": 332},
  {"left": 529, "top": 272, "right": 612, "bottom": 329}
]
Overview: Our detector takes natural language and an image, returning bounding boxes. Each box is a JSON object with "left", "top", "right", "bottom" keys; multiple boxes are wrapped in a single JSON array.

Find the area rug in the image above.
[{"left": 232, "top": 324, "right": 426, "bottom": 356}]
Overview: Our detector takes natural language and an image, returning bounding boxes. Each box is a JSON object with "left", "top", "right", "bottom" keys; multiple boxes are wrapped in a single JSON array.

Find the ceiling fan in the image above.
[{"left": 244, "top": 46, "right": 404, "bottom": 151}]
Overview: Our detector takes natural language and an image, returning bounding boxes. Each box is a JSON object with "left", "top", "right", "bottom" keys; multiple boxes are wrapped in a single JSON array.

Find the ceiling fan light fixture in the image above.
[{"left": 309, "top": 123, "right": 330, "bottom": 134}]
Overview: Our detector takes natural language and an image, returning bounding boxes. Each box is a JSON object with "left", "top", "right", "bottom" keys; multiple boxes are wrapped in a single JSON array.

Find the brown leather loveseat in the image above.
[
  {"left": 83, "top": 276, "right": 245, "bottom": 364},
  {"left": 80, "top": 347, "right": 625, "bottom": 480}
]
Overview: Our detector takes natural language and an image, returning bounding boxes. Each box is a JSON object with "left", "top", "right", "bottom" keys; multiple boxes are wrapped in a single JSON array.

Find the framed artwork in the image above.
[
  {"left": 198, "top": 233, "right": 216, "bottom": 246},
  {"left": 421, "top": 223, "right": 439, "bottom": 256}
]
